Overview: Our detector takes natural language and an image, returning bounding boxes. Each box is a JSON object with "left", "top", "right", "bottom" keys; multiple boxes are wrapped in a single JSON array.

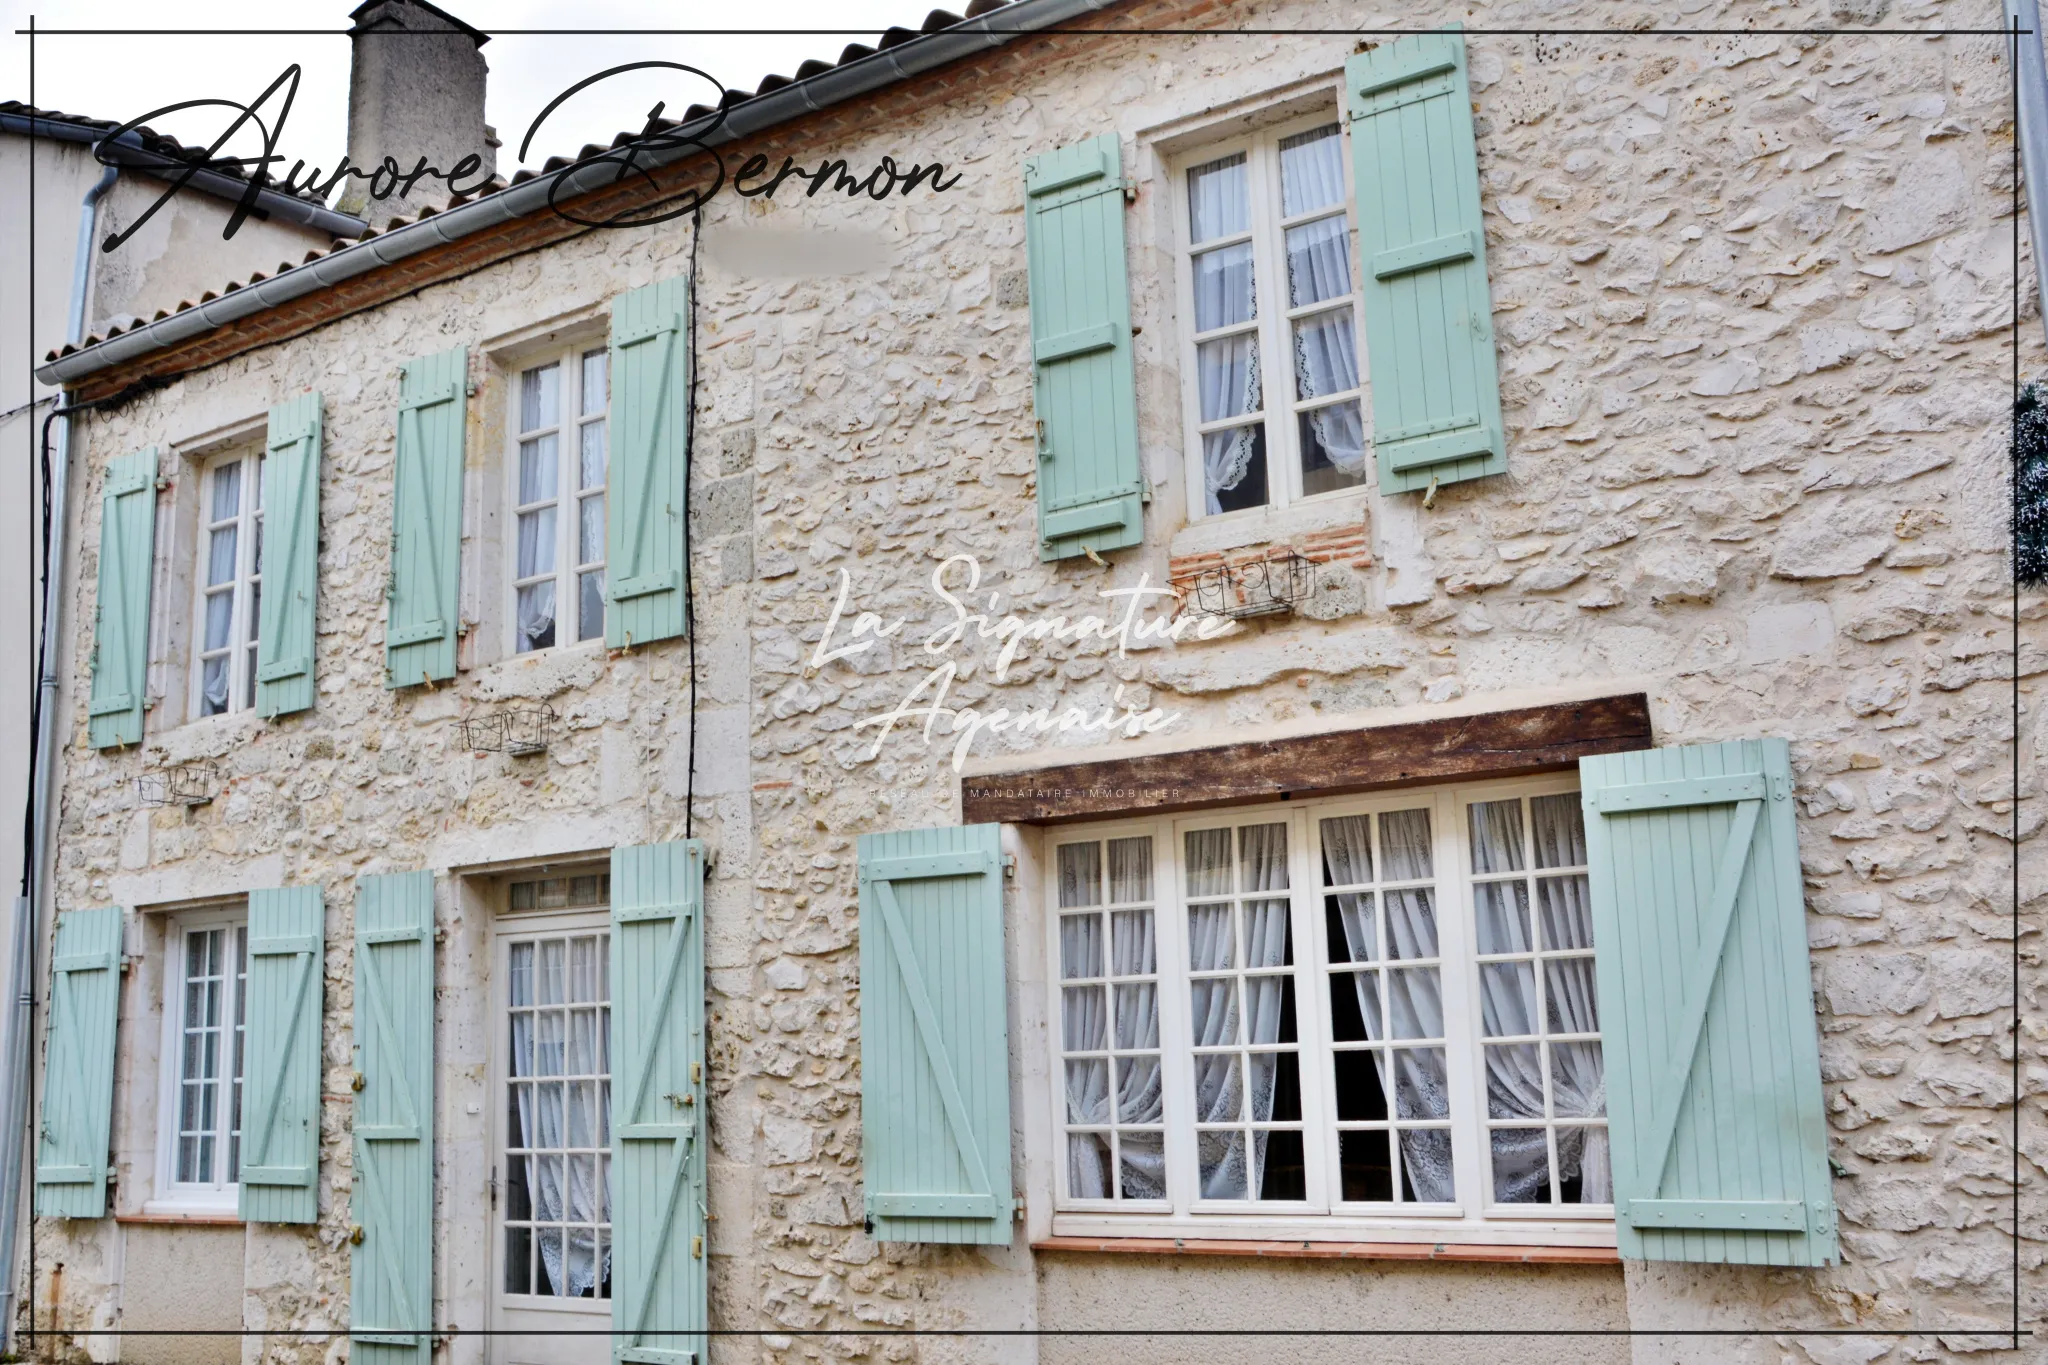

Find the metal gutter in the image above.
[
  {"left": 0, "top": 110, "right": 369, "bottom": 241},
  {"left": 0, "top": 157, "right": 121, "bottom": 1354},
  {"left": 35, "top": 0, "right": 1121, "bottom": 388}
]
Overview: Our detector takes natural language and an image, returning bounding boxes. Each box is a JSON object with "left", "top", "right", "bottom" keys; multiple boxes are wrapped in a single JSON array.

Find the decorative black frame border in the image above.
[{"left": 12, "top": 8, "right": 2031, "bottom": 1353}]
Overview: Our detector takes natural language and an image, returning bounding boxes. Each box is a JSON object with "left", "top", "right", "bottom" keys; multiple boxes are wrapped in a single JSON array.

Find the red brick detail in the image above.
[{"left": 1166, "top": 530, "right": 1374, "bottom": 605}]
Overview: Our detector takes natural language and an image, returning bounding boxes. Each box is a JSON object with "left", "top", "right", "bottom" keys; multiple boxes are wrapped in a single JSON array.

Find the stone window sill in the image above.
[
  {"left": 1167, "top": 491, "right": 1370, "bottom": 561},
  {"left": 1031, "top": 1236, "right": 1618, "bottom": 1265},
  {"left": 120, "top": 1209, "right": 243, "bottom": 1227},
  {"left": 147, "top": 705, "right": 264, "bottom": 761}
]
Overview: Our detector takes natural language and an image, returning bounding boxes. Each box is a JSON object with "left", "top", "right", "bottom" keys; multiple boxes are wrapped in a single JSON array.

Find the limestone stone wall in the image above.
[{"left": 33, "top": 0, "right": 2036, "bottom": 1363}]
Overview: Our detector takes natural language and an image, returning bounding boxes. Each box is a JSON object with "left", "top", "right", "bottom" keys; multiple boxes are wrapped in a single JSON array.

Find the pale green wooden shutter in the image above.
[
  {"left": 1579, "top": 738, "right": 1837, "bottom": 1266},
  {"left": 1346, "top": 29, "right": 1507, "bottom": 494},
  {"left": 610, "top": 840, "right": 707, "bottom": 1365},
  {"left": 35, "top": 906, "right": 123, "bottom": 1218},
  {"left": 1024, "top": 135, "right": 1144, "bottom": 562},
  {"left": 257, "top": 393, "right": 324, "bottom": 717},
  {"left": 86, "top": 448, "right": 158, "bottom": 749},
  {"left": 240, "top": 885, "right": 324, "bottom": 1223},
  {"left": 606, "top": 280, "right": 689, "bottom": 650},
  {"left": 351, "top": 872, "right": 434, "bottom": 1363},
  {"left": 856, "top": 824, "right": 1013, "bottom": 1244},
  {"left": 385, "top": 349, "right": 467, "bottom": 689}
]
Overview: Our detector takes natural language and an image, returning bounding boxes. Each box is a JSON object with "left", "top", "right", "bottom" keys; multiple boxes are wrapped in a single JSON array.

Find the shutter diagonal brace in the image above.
[
  {"left": 625, "top": 1121, "right": 698, "bottom": 1350},
  {"left": 614, "top": 892, "right": 697, "bottom": 1350},
  {"left": 615, "top": 899, "right": 693, "bottom": 1129},
  {"left": 245, "top": 942, "right": 317, "bottom": 1182},
  {"left": 260, "top": 426, "right": 315, "bottom": 681},
  {"left": 871, "top": 877, "right": 996, "bottom": 1208},
  {"left": 94, "top": 486, "right": 132, "bottom": 712},
  {"left": 357, "top": 937, "right": 423, "bottom": 1138},
  {"left": 1628, "top": 795, "right": 1764, "bottom": 1203},
  {"left": 613, "top": 319, "right": 680, "bottom": 601},
  {"left": 352, "top": 1139, "right": 423, "bottom": 1339},
  {"left": 393, "top": 393, "right": 454, "bottom": 642},
  {"left": 41, "top": 969, "right": 88, "bottom": 1171}
]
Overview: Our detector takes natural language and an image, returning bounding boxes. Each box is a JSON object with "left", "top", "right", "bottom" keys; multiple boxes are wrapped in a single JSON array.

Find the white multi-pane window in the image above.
[
  {"left": 155, "top": 910, "right": 248, "bottom": 1208},
  {"left": 191, "top": 450, "right": 263, "bottom": 716},
  {"left": 1047, "top": 777, "right": 1610, "bottom": 1242},
  {"left": 511, "top": 349, "right": 609, "bottom": 653},
  {"left": 1176, "top": 115, "right": 1370, "bottom": 519},
  {"left": 499, "top": 874, "right": 612, "bottom": 1303}
]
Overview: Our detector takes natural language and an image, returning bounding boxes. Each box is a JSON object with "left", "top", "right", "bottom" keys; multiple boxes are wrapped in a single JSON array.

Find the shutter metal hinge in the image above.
[
  {"left": 1002, "top": 855, "right": 1016, "bottom": 879},
  {"left": 691, "top": 1235, "right": 704, "bottom": 1259},
  {"left": 489, "top": 1164, "right": 498, "bottom": 1208}
]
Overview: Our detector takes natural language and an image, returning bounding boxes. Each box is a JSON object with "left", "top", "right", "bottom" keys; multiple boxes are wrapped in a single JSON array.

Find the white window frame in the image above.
[
  {"left": 1171, "top": 106, "right": 1373, "bottom": 524},
  {"left": 186, "top": 447, "right": 263, "bottom": 718},
  {"left": 1042, "top": 773, "right": 1615, "bottom": 1247},
  {"left": 151, "top": 905, "right": 249, "bottom": 1213},
  {"left": 505, "top": 344, "right": 610, "bottom": 656}
]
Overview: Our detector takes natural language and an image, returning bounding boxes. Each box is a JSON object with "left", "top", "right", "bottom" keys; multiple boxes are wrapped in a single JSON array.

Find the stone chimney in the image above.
[{"left": 339, "top": 0, "right": 497, "bottom": 227}]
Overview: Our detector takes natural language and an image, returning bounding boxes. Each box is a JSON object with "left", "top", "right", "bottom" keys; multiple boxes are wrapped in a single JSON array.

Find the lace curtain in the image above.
[
  {"left": 516, "top": 370, "right": 560, "bottom": 651},
  {"left": 1188, "top": 152, "right": 1263, "bottom": 516},
  {"left": 1062, "top": 840, "right": 1165, "bottom": 1200},
  {"left": 1321, "top": 811, "right": 1455, "bottom": 1202},
  {"left": 509, "top": 939, "right": 611, "bottom": 1296},
  {"left": 1197, "top": 338, "right": 1262, "bottom": 515},
  {"left": 1470, "top": 800, "right": 1609, "bottom": 1204},
  {"left": 1278, "top": 127, "right": 1366, "bottom": 477},
  {"left": 201, "top": 462, "right": 241, "bottom": 713},
  {"left": 1186, "top": 824, "right": 1289, "bottom": 1200}
]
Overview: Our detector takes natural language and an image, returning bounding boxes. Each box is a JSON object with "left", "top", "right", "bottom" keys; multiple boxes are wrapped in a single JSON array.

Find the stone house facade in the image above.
[{"left": 22, "top": 1, "right": 2035, "bottom": 1364}]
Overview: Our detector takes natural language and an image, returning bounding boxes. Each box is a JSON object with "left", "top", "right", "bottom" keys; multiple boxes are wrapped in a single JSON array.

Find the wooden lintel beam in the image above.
[{"left": 960, "top": 694, "right": 1654, "bottom": 825}]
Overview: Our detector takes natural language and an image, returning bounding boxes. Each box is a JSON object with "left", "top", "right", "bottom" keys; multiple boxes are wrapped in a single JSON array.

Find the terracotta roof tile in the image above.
[
  {"left": 0, "top": 98, "right": 340, "bottom": 210},
  {"left": 43, "top": 0, "right": 1023, "bottom": 362}
]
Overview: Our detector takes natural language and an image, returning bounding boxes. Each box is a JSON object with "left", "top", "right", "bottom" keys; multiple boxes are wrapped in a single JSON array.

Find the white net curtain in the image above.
[
  {"left": 1277, "top": 126, "right": 1366, "bottom": 486},
  {"left": 1060, "top": 839, "right": 1168, "bottom": 1200},
  {"left": 1470, "top": 797, "right": 1609, "bottom": 1204},
  {"left": 1184, "top": 824, "right": 1292, "bottom": 1200},
  {"left": 507, "top": 934, "right": 612, "bottom": 1298},
  {"left": 1321, "top": 810, "right": 1456, "bottom": 1202}
]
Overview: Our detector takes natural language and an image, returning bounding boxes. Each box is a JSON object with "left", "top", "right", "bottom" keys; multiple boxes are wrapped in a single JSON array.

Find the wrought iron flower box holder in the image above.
[
  {"left": 1187, "top": 549, "right": 1315, "bottom": 620},
  {"left": 455, "top": 704, "right": 557, "bottom": 756}
]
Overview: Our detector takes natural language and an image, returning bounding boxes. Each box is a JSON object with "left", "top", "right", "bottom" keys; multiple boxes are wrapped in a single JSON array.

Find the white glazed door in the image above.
[{"left": 489, "top": 916, "right": 612, "bottom": 1365}]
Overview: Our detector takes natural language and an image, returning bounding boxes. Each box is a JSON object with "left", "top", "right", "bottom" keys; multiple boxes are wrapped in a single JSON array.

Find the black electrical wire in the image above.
[{"left": 20, "top": 377, "right": 161, "bottom": 1354}]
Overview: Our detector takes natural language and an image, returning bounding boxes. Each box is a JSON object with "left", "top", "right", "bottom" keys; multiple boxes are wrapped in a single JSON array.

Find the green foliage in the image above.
[{"left": 2018, "top": 384, "right": 2048, "bottom": 586}]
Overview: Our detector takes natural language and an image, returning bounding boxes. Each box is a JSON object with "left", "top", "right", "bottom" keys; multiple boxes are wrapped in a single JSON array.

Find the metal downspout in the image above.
[
  {"left": 2010, "top": 0, "right": 2048, "bottom": 344},
  {"left": 0, "top": 154, "right": 120, "bottom": 1353}
]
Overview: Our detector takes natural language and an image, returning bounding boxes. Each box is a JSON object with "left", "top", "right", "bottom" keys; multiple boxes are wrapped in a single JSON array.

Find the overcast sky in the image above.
[{"left": 4, "top": 2, "right": 933, "bottom": 189}]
